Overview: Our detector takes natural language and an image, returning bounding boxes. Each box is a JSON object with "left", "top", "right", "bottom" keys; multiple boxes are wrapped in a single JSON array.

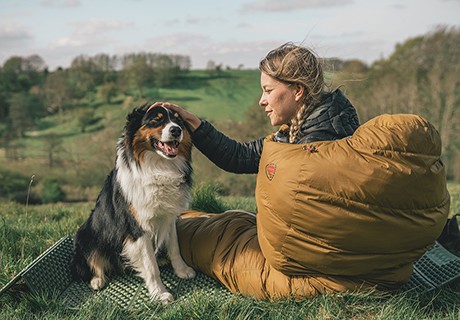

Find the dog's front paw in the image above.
[
  {"left": 147, "top": 285, "right": 175, "bottom": 304},
  {"left": 174, "top": 265, "right": 196, "bottom": 280},
  {"left": 158, "top": 291, "right": 174, "bottom": 304},
  {"left": 90, "top": 276, "right": 106, "bottom": 290},
  {"left": 149, "top": 289, "right": 174, "bottom": 304}
]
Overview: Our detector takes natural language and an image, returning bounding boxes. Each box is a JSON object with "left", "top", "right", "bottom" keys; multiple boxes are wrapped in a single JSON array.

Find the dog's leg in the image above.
[
  {"left": 88, "top": 251, "right": 109, "bottom": 290},
  {"left": 167, "top": 221, "right": 196, "bottom": 279},
  {"left": 124, "top": 235, "right": 174, "bottom": 303}
]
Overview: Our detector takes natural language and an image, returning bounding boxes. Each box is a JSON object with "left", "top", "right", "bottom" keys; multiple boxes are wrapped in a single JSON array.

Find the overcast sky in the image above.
[{"left": 0, "top": 0, "right": 459, "bottom": 70}]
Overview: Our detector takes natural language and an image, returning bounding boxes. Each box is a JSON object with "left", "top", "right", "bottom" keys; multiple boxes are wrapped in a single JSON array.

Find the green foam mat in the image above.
[
  {"left": 1, "top": 237, "right": 460, "bottom": 308},
  {"left": 400, "top": 242, "right": 460, "bottom": 292},
  {"left": 0, "top": 236, "right": 231, "bottom": 309}
]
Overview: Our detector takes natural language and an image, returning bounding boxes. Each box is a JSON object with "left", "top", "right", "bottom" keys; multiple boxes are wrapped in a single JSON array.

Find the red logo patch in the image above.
[{"left": 265, "top": 163, "right": 276, "bottom": 181}]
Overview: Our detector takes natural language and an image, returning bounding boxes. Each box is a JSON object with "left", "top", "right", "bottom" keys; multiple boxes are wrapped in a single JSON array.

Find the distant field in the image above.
[{"left": 157, "top": 69, "right": 262, "bottom": 121}]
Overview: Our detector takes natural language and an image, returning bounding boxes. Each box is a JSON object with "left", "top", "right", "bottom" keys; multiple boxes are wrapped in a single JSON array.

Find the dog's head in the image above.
[{"left": 123, "top": 104, "right": 191, "bottom": 162}]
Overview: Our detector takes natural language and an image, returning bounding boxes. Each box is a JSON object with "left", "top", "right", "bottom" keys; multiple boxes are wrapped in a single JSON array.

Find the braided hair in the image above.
[{"left": 259, "top": 42, "right": 325, "bottom": 143}]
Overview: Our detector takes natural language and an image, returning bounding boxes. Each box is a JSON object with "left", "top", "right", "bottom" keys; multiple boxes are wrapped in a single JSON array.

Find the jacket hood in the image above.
[{"left": 274, "top": 89, "right": 360, "bottom": 144}]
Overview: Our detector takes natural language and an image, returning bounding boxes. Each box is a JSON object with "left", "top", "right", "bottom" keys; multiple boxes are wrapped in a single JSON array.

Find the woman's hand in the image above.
[{"left": 149, "top": 101, "right": 202, "bottom": 132}]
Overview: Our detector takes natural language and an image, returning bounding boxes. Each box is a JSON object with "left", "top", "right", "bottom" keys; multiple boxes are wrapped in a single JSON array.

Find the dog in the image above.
[{"left": 70, "top": 104, "right": 196, "bottom": 303}]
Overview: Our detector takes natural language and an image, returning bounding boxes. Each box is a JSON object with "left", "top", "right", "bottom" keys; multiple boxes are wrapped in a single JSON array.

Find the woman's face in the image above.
[{"left": 259, "top": 72, "right": 304, "bottom": 126}]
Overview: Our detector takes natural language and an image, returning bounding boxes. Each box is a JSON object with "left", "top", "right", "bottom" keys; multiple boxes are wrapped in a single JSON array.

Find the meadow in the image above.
[{"left": 0, "top": 183, "right": 459, "bottom": 320}]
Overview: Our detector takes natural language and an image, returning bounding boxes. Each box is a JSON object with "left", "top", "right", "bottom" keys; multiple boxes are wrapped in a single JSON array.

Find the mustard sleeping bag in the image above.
[{"left": 177, "top": 114, "right": 450, "bottom": 299}]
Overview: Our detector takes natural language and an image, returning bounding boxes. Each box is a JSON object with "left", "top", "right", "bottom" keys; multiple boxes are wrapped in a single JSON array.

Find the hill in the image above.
[{"left": 0, "top": 69, "right": 262, "bottom": 202}]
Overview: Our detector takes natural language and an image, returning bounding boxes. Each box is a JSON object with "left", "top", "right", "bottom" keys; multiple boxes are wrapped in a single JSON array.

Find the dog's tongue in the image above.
[{"left": 158, "top": 141, "right": 179, "bottom": 156}]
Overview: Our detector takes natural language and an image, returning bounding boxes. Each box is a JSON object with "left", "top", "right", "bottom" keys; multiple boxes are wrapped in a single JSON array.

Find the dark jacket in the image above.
[{"left": 192, "top": 89, "right": 359, "bottom": 173}]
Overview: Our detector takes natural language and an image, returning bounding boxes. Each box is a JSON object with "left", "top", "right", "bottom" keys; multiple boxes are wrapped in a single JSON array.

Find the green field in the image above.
[{"left": 0, "top": 183, "right": 459, "bottom": 319}]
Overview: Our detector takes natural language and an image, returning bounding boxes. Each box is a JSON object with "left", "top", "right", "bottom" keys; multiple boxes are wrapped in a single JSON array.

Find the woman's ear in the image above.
[{"left": 294, "top": 84, "right": 305, "bottom": 102}]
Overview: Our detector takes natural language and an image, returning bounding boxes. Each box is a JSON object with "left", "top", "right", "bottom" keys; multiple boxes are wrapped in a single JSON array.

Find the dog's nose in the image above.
[{"left": 170, "top": 126, "right": 182, "bottom": 138}]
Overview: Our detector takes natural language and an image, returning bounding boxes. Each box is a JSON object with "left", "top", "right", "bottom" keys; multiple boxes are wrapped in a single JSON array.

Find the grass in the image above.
[
  {"left": 1, "top": 185, "right": 460, "bottom": 319},
  {"left": 448, "top": 182, "right": 460, "bottom": 215}
]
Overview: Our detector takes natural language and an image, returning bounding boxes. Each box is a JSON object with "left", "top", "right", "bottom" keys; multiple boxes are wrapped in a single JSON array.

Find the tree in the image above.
[
  {"left": 153, "top": 55, "right": 174, "bottom": 87},
  {"left": 206, "top": 60, "right": 217, "bottom": 77},
  {"left": 8, "top": 92, "right": 44, "bottom": 137},
  {"left": 1, "top": 55, "right": 47, "bottom": 92},
  {"left": 97, "top": 82, "right": 118, "bottom": 103},
  {"left": 0, "top": 92, "right": 8, "bottom": 122},
  {"left": 1, "top": 56, "right": 25, "bottom": 92},
  {"left": 43, "top": 69, "right": 70, "bottom": 115},
  {"left": 121, "top": 53, "right": 154, "bottom": 97},
  {"left": 43, "top": 134, "right": 63, "bottom": 168},
  {"left": 77, "top": 109, "right": 95, "bottom": 133}
]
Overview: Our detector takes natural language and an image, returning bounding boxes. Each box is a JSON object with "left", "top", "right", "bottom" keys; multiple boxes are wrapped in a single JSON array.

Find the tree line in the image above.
[{"left": 0, "top": 52, "right": 191, "bottom": 139}]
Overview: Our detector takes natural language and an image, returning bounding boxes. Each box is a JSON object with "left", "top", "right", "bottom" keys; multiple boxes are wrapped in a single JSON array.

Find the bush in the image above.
[
  {"left": 11, "top": 190, "right": 42, "bottom": 205},
  {"left": 0, "top": 169, "right": 29, "bottom": 200},
  {"left": 40, "top": 178, "right": 66, "bottom": 203}
]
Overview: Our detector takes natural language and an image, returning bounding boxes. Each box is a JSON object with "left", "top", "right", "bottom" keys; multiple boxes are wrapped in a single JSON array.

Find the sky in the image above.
[{"left": 0, "top": 0, "right": 459, "bottom": 71}]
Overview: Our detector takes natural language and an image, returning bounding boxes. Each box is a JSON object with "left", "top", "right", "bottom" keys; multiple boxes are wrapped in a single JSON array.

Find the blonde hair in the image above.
[{"left": 259, "top": 42, "right": 325, "bottom": 143}]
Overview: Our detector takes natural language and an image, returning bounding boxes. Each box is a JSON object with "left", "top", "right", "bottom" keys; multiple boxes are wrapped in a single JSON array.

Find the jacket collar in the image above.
[{"left": 272, "top": 89, "right": 359, "bottom": 144}]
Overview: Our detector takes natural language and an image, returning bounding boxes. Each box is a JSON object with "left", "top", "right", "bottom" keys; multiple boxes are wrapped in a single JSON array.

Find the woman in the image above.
[
  {"left": 160, "top": 42, "right": 359, "bottom": 174},
  {"left": 154, "top": 43, "right": 449, "bottom": 300}
]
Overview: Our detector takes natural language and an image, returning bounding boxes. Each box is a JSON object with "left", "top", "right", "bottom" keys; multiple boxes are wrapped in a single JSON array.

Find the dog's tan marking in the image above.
[
  {"left": 129, "top": 203, "right": 141, "bottom": 225},
  {"left": 132, "top": 126, "right": 162, "bottom": 163},
  {"left": 88, "top": 250, "right": 110, "bottom": 290}
]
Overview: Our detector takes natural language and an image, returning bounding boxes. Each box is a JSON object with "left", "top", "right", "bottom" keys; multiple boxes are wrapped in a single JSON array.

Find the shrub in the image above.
[
  {"left": 0, "top": 168, "right": 29, "bottom": 200},
  {"left": 40, "top": 178, "right": 66, "bottom": 203}
]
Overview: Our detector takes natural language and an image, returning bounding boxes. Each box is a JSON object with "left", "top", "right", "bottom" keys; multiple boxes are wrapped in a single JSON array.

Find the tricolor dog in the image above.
[{"left": 70, "top": 104, "right": 195, "bottom": 303}]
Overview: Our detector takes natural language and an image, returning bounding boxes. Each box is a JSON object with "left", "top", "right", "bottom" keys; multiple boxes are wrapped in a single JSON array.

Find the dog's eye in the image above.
[
  {"left": 173, "top": 113, "right": 184, "bottom": 125},
  {"left": 149, "top": 114, "right": 165, "bottom": 125}
]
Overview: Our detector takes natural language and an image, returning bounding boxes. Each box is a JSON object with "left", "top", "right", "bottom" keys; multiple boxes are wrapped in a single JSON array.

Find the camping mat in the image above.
[
  {"left": 400, "top": 242, "right": 460, "bottom": 292},
  {"left": 1, "top": 236, "right": 460, "bottom": 309},
  {"left": 0, "top": 236, "right": 231, "bottom": 309}
]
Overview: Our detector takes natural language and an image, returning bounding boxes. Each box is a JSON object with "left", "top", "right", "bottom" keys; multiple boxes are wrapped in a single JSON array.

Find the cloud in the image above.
[
  {"left": 0, "top": 22, "right": 34, "bottom": 50},
  {"left": 185, "top": 17, "right": 202, "bottom": 25},
  {"left": 164, "top": 15, "right": 228, "bottom": 26},
  {"left": 240, "top": 0, "right": 353, "bottom": 12},
  {"left": 140, "top": 33, "right": 283, "bottom": 68},
  {"left": 50, "top": 37, "right": 85, "bottom": 48},
  {"left": 69, "top": 19, "right": 133, "bottom": 36},
  {"left": 40, "top": 0, "right": 81, "bottom": 7},
  {"left": 143, "top": 33, "right": 211, "bottom": 51}
]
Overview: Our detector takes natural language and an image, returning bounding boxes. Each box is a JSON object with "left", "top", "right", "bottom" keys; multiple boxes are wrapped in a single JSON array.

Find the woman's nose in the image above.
[{"left": 259, "top": 94, "right": 267, "bottom": 107}]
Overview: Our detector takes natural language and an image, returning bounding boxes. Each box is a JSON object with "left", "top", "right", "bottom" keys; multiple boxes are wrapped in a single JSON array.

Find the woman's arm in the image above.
[{"left": 192, "top": 120, "right": 264, "bottom": 174}]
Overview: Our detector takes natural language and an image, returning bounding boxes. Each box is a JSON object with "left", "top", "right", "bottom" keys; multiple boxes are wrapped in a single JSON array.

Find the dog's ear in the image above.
[
  {"left": 127, "top": 104, "right": 149, "bottom": 121},
  {"left": 139, "top": 103, "right": 151, "bottom": 112},
  {"left": 125, "top": 105, "right": 148, "bottom": 133}
]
